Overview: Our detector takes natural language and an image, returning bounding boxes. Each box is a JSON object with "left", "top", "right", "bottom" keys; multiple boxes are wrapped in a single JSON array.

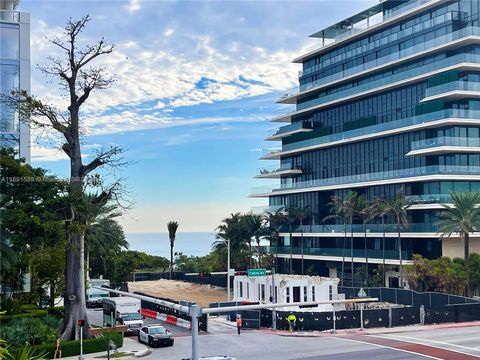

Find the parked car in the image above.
[{"left": 138, "top": 325, "right": 174, "bottom": 347}]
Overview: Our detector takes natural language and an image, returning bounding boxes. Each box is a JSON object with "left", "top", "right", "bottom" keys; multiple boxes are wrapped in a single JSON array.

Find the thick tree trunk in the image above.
[
  {"left": 61, "top": 141, "right": 89, "bottom": 340},
  {"left": 61, "top": 231, "right": 89, "bottom": 340}
]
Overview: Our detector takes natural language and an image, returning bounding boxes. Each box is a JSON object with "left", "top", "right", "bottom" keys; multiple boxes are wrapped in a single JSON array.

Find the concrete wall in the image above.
[{"left": 442, "top": 237, "right": 480, "bottom": 260}]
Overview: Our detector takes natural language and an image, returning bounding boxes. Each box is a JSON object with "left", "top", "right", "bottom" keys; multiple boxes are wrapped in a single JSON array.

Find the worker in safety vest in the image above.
[
  {"left": 236, "top": 315, "right": 242, "bottom": 335},
  {"left": 287, "top": 313, "right": 297, "bottom": 332}
]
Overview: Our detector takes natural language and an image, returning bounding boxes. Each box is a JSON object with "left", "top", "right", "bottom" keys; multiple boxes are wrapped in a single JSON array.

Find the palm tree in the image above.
[
  {"left": 244, "top": 213, "right": 269, "bottom": 268},
  {"left": 214, "top": 213, "right": 245, "bottom": 269},
  {"left": 437, "top": 191, "right": 480, "bottom": 296},
  {"left": 357, "top": 195, "right": 375, "bottom": 285},
  {"left": 324, "top": 191, "right": 358, "bottom": 285},
  {"left": 386, "top": 190, "right": 409, "bottom": 288},
  {"left": 167, "top": 221, "right": 179, "bottom": 279},
  {"left": 372, "top": 198, "right": 390, "bottom": 287},
  {"left": 266, "top": 207, "right": 287, "bottom": 273}
]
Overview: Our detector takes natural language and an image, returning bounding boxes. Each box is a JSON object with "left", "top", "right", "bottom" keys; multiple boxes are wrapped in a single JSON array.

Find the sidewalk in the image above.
[{"left": 60, "top": 338, "right": 151, "bottom": 360}]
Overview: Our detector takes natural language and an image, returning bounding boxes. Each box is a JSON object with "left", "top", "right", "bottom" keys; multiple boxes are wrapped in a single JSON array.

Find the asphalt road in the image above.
[
  {"left": 140, "top": 324, "right": 480, "bottom": 360},
  {"left": 86, "top": 307, "right": 191, "bottom": 335}
]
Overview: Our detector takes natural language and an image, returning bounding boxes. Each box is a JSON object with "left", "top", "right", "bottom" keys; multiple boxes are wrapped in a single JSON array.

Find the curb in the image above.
[{"left": 134, "top": 348, "right": 152, "bottom": 357}]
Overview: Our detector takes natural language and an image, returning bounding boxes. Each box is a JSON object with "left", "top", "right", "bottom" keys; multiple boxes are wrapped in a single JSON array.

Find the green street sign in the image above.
[{"left": 247, "top": 268, "right": 266, "bottom": 277}]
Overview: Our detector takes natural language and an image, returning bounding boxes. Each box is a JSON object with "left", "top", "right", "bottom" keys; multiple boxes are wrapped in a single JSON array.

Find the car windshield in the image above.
[
  {"left": 121, "top": 313, "right": 141, "bottom": 321},
  {"left": 149, "top": 327, "right": 167, "bottom": 334}
]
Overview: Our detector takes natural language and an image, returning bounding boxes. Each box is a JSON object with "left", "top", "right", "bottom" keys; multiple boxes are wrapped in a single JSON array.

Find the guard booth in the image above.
[{"left": 208, "top": 301, "right": 261, "bottom": 329}]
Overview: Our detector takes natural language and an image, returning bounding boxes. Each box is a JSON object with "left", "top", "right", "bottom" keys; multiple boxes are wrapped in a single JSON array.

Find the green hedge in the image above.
[
  {"left": 24, "top": 332, "right": 123, "bottom": 358},
  {"left": 0, "top": 309, "right": 48, "bottom": 322}
]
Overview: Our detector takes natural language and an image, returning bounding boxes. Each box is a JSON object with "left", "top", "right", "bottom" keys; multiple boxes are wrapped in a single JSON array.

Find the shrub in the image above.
[
  {"left": 0, "top": 309, "right": 48, "bottom": 322},
  {"left": 26, "top": 333, "right": 123, "bottom": 358},
  {"left": 0, "top": 316, "right": 60, "bottom": 347},
  {"left": 0, "top": 298, "right": 22, "bottom": 314},
  {"left": 46, "top": 306, "right": 64, "bottom": 318}
]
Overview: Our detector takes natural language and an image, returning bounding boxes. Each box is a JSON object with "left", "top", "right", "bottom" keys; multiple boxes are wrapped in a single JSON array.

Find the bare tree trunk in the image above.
[
  {"left": 300, "top": 219, "right": 304, "bottom": 275},
  {"left": 257, "top": 237, "right": 262, "bottom": 268},
  {"left": 62, "top": 231, "right": 88, "bottom": 340},
  {"left": 86, "top": 250, "right": 90, "bottom": 280},
  {"left": 382, "top": 220, "right": 386, "bottom": 287},
  {"left": 170, "top": 240, "right": 174, "bottom": 280},
  {"left": 398, "top": 222, "right": 403, "bottom": 289},
  {"left": 464, "top": 232, "right": 470, "bottom": 297}
]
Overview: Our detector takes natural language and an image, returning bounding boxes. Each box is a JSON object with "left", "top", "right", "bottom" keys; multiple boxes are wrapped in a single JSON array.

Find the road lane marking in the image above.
[
  {"left": 379, "top": 334, "right": 480, "bottom": 354},
  {"left": 337, "top": 337, "right": 440, "bottom": 359}
]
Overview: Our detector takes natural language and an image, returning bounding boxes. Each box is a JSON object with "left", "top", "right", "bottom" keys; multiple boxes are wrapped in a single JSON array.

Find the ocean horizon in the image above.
[{"left": 126, "top": 232, "right": 218, "bottom": 258}]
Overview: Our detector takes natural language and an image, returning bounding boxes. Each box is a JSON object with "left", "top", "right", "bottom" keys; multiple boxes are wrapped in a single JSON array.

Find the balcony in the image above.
[
  {"left": 423, "top": 81, "right": 480, "bottom": 102},
  {"left": 250, "top": 165, "right": 480, "bottom": 197},
  {"left": 261, "top": 246, "right": 410, "bottom": 261},
  {"left": 407, "top": 136, "right": 480, "bottom": 156},
  {"left": 278, "top": 223, "right": 439, "bottom": 234},
  {"left": 251, "top": 205, "right": 285, "bottom": 215},
  {"left": 0, "top": 10, "right": 20, "bottom": 22},
  {"left": 274, "top": 50, "right": 480, "bottom": 122},
  {"left": 255, "top": 164, "right": 302, "bottom": 179},
  {"left": 406, "top": 194, "right": 452, "bottom": 205},
  {"left": 282, "top": 25, "right": 480, "bottom": 105},
  {"left": 262, "top": 109, "right": 480, "bottom": 160},
  {"left": 294, "top": 0, "right": 439, "bottom": 64},
  {"left": 266, "top": 121, "right": 313, "bottom": 141}
]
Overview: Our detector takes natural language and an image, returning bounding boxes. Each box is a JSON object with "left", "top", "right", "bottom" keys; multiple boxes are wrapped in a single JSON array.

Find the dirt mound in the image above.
[{"left": 128, "top": 279, "right": 227, "bottom": 308}]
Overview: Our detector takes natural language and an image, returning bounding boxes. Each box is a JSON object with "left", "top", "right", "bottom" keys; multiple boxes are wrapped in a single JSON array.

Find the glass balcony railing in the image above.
[
  {"left": 411, "top": 136, "right": 480, "bottom": 151},
  {"left": 256, "top": 164, "right": 302, "bottom": 177},
  {"left": 425, "top": 80, "right": 480, "bottom": 98},
  {"left": 297, "top": 25, "right": 480, "bottom": 94},
  {"left": 0, "top": 10, "right": 20, "bottom": 22},
  {"left": 406, "top": 194, "right": 452, "bottom": 204},
  {"left": 251, "top": 205, "right": 286, "bottom": 215},
  {"left": 268, "top": 109, "right": 480, "bottom": 155},
  {"left": 278, "top": 223, "right": 439, "bottom": 234},
  {"left": 250, "top": 165, "right": 480, "bottom": 196},
  {"left": 260, "top": 246, "right": 410, "bottom": 260},
  {"left": 290, "top": 51, "right": 480, "bottom": 115},
  {"left": 269, "top": 121, "right": 312, "bottom": 138}
]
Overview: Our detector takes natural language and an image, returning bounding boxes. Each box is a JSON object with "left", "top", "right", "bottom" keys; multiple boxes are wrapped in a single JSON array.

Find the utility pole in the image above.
[
  {"left": 190, "top": 305, "right": 202, "bottom": 360},
  {"left": 271, "top": 268, "right": 276, "bottom": 330}
]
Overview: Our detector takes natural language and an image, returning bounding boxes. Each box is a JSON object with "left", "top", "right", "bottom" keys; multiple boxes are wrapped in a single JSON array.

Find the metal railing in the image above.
[
  {"left": 411, "top": 136, "right": 480, "bottom": 151},
  {"left": 261, "top": 246, "right": 409, "bottom": 260},
  {"left": 251, "top": 165, "right": 480, "bottom": 196}
]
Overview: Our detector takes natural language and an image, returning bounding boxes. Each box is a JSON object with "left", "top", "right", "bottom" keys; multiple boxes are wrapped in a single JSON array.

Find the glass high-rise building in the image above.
[
  {"left": 252, "top": 0, "right": 480, "bottom": 286},
  {"left": 0, "top": 0, "right": 30, "bottom": 163}
]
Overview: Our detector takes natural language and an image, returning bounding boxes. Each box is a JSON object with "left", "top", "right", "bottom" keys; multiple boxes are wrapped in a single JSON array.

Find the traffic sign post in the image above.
[
  {"left": 77, "top": 319, "right": 85, "bottom": 360},
  {"left": 247, "top": 268, "right": 266, "bottom": 277}
]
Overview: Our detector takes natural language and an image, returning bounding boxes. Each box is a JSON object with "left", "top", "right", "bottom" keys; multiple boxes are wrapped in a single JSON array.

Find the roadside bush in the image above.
[
  {"left": 0, "top": 298, "right": 22, "bottom": 314},
  {"left": 26, "top": 332, "right": 123, "bottom": 358},
  {"left": 0, "top": 316, "right": 60, "bottom": 347},
  {"left": 46, "top": 306, "right": 64, "bottom": 318},
  {"left": 0, "top": 309, "right": 48, "bottom": 322}
]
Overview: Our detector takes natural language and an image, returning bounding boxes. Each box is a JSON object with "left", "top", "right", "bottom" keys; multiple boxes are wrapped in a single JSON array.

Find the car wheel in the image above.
[
  {"left": 137, "top": 335, "right": 142, "bottom": 344},
  {"left": 148, "top": 338, "right": 152, "bottom": 347}
]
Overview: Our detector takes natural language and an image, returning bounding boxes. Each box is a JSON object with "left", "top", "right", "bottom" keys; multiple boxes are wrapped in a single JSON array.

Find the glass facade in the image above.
[
  {"left": 257, "top": 0, "right": 480, "bottom": 275},
  {"left": 0, "top": 21, "right": 21, "bottom": 150}
]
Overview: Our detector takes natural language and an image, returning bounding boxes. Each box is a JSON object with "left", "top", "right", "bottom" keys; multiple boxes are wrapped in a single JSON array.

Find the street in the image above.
[{"left": 87, "top": 309, "right": 480, "bottom": 359}]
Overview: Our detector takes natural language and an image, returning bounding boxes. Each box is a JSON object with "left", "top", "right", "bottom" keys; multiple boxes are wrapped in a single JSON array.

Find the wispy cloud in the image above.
[{"left": 125, "top": 0, "right": 141, "bottom": 13}]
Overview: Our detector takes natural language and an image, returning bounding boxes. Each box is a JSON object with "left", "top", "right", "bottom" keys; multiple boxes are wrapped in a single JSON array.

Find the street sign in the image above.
[
  {"left": 358, "top": 288, "right": 367, "bottom": 298},
  {"left": 247, "top": 268, "right": 266, "bottom": 277},
  {"left": 228, "top": 268, "right": 235, "bottom": 276}
]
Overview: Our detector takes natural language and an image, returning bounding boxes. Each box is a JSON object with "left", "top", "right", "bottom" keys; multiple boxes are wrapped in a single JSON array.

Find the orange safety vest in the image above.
[{"left": 236, "top": 318, "right": 242, "bottom": 327}]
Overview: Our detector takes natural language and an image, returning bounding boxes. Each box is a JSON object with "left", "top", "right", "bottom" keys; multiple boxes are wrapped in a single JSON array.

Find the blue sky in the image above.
[{"left": 21, "top": 0, "right": 377, "bottom": 232}]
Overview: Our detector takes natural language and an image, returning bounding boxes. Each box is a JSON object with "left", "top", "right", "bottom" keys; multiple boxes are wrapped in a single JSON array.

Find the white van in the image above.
[
  {"left": 103, "top": 296, "right": 144, "bottom": 334},
  {"left": 86, "top": 279, "right": 110, "bottom": 307}
]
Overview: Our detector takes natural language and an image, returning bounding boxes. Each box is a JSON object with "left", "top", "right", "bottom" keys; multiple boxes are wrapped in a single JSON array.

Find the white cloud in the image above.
[
  {"left": 30, "top": 17, "right": 301, "bottom": 136},
  {"left": 163, "top": 28, "right": 175, "bottom": 37},
  {"left": 125, "top": 0, "right": 141, "bottom": 13}
]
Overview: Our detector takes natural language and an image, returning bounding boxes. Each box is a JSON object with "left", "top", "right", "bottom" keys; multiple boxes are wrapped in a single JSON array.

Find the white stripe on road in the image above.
[
  {"left": 337, "top": 337, "right": 441, "bottom": 360},
  {"left": 377, "top": 334, "right": 480, "bottom": 355}
]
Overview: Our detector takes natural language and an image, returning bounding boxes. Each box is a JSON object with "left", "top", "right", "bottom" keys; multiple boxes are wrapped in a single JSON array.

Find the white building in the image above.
[
  {"left": 233, "top": 274, "right": 340, "bottom": 311},
  {"left": 1, "top": 0, "right": 30, "bottom": 163}
]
